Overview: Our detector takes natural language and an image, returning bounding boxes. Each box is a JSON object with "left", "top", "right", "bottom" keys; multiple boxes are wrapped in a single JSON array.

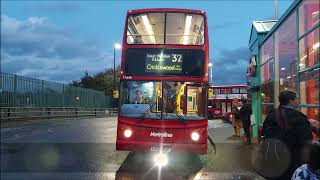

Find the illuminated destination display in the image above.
[
  {"left": 124, "top": 48, "right": 204, "bottom": 77},
  {"left": 145, "top": 53, "right": 183, "bottom": 73}
]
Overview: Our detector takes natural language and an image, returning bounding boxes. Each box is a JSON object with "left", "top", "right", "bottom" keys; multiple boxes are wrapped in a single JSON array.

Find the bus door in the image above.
[{"left": 185, "top": 85, "right": 203, "bottom": 116}]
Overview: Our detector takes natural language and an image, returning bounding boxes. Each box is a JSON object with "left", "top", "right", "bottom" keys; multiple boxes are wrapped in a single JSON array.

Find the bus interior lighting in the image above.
[
  {"left": 191, "top": 132, "right": 200, "bottom": 141},
  {"left": 182, "top": 15, "right": 192, "bottom": 44},
  {"left": 153, "top": 153, "right": 168, "bottom": 167},
  {"left": 142, "top": 15, "right": 155, "bottom": 44},
  {"left": 124, "top": 129, "right": 132, "bottom": 138}
]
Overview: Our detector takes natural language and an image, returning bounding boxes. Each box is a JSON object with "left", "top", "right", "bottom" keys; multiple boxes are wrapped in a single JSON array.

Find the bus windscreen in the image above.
[{"left": 124, "top": 48, "right": 205, "bottom": 77}]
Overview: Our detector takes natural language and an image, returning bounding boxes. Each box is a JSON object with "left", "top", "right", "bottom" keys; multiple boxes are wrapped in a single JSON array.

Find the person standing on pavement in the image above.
[
  {"left": 231, "top": 98, "right": 241, "bottom": 137},
  {"left": 261, "top": 90, "right": 313, "bottom": 179},
  {"left": 239, "top": 98, "right": 252, "bottom": 144}
]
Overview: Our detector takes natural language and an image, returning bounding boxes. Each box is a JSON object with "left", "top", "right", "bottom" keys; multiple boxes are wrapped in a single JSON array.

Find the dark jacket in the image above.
[
  {"left": 262, "top": 106, "right": 312, "bottom": 149},
  {"left": 262, "top": 106, "right": 312, "bottom": 179},
  {"left": 239, "top": 103, "right": 252, "bottom": 128}
]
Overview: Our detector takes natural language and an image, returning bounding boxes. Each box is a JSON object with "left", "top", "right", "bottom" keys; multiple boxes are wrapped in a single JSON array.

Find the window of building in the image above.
[
  {"left": 301, "top": 107, "right": 319, "bottom": 127},
  {"left": 299, "top": 27, "right": 319, "bottom": 70},
  {"left": 299, "top": 68, "right": 320, "bottom": 106},
  {"left": 261, "top": 82, "right": 274, "bottom": 121},
  {"left": 299, "top": 0, "right": 319, "bottom": 36},
  {"left": 260, "top": 37, "right": 274, "bottom": 64},
  {"left": 261, "top": 60, "right": 274, "bottom": 83},
  {"left": 276, "top": 12, "right": 298, "bottom": 92}
]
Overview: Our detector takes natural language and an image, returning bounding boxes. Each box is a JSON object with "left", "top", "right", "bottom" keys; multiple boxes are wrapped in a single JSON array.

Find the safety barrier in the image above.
[{"left": 0, "top": 107, "right": 118, "bottom": 121}]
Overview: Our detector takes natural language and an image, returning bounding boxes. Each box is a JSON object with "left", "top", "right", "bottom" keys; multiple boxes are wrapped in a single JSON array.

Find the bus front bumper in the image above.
[{"left": 116, "top": 140, "right": 207, "bottom": 154}]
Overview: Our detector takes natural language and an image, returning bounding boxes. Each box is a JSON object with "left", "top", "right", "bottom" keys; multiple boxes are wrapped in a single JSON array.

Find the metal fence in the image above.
[{"left": 0, "top": 72, "right": 112, "bottom": 108}]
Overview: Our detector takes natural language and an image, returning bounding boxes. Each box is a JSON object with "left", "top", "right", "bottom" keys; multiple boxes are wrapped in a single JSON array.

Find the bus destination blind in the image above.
[
  {"left": 125, "top": 48, "right": 204, "bottom": 77},
  {"left": 145, "top": 53, "right": 183, "bottom": 73}
]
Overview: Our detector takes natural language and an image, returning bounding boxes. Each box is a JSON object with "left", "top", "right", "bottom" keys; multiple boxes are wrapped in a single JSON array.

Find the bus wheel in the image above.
[{"left": 208, "top": 112, "right": 213, "bottom": 119}]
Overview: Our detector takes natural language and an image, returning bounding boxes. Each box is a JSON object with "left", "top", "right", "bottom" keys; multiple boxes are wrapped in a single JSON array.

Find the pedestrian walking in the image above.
[
  {"left": 255, "top": 90, "right": 313, "bottom": 179},
  {"left": 239, "top": 98, "right": 252, "bottom": 144}
]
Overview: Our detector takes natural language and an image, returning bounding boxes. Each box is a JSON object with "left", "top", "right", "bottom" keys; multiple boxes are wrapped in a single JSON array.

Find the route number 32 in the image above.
[{"left": 172, "top": 54, "right": 182, "bottom": 62}]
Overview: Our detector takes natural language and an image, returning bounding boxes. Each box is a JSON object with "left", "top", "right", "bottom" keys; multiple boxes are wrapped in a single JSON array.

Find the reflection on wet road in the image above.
[
  {"left": 1, "top": 118, "right": 264, "bottom": 179},
  {"left": 116, "top": 152, "right": 202, "bottom": 179}
]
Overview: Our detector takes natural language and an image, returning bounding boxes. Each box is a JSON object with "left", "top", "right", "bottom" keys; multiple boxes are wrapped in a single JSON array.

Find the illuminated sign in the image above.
[
  {"left": 145, "top": 53, "right": 183, "bottom": 73},
  {"left": 124, "top": 48, "right": 204, "bottom": 77}
]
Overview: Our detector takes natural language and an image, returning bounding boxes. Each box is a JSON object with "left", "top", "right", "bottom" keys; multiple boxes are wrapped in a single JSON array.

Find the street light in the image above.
[
  {"left": 113, "top": 43, "right": 121, "bottom": 107},
  {"left": 208, "top": 62, "right": 213, "bottom": 85},
  {"left": 113, "top": 43, "right": 122, "bottom": 87}
]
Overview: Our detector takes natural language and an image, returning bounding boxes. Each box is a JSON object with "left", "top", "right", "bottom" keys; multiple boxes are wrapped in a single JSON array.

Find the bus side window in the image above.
[{"left": 215, "top": 102, "right": 221, "bottom": 109}]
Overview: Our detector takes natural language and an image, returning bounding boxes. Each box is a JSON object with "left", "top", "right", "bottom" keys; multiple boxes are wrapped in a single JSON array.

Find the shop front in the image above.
[{"left": 248, "top": 0, "right": 319, "bottom": 140}]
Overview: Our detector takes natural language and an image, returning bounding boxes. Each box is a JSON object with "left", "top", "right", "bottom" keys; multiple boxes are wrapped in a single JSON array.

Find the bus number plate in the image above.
[{"left": 150, "top": 146, "right": 171, "bottom": 152}]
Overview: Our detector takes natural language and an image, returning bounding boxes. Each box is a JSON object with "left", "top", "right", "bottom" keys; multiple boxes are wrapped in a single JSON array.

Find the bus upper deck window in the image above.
[{"left": 127, "top": 13, "right": 204, "bottom": 45}]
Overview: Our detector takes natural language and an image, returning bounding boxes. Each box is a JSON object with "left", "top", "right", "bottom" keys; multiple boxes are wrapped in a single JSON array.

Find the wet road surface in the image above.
[{"left": 1, "top": 117, "right": 264, "bottom": 179}]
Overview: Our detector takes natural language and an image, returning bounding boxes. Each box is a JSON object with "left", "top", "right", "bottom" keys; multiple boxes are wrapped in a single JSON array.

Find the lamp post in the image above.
[
  {"left": 113, "top": 43, "right": 121, "bottom": 108},
  {"left": 113, "top": 43, "right": 122, "bottom": 88},
  {"left": 208, "top": 62, "right": 213, "bottom": 86}
]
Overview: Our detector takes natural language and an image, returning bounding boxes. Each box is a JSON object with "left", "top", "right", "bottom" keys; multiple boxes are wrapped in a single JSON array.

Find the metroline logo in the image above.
[{"left": 150, "top": 132, "right": 173, "bottom": 138}]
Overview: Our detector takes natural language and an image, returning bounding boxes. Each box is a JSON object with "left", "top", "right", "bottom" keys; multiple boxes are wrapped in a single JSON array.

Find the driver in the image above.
[{"left": 132, "top": 90, "right": 144, "bottom": 104}]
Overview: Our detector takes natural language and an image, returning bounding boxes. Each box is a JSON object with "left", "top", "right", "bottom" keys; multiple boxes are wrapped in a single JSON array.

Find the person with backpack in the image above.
[{"left": 256, "top": 90, "right": 313, "bottom": 179}]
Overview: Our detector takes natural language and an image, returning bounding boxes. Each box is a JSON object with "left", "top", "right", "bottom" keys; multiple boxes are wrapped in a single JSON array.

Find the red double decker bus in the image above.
[
  {"left": 116, "top": 8, "right": 209, "bottom": 166},
  {"left": 208, "top": 85, "right": 247, "bottom": 121}
]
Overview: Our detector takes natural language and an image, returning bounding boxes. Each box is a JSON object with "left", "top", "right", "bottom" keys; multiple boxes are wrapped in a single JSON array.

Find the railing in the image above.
[
  {"left": 0, "top": 107, "right": 118, "bottom": 121},
  {"left": 1, "top": 72, "right": 112, "bottom": 108}
]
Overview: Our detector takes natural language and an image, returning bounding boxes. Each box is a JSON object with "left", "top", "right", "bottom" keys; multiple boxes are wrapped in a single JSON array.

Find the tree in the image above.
[{"left": 70, "top": 66, "right": 120, "bottom": 95}]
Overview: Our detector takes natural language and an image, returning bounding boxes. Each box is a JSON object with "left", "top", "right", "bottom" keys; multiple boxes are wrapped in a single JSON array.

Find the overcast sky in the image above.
[{"left": 1, "top": 0, "right": 293, "bottom": 84}]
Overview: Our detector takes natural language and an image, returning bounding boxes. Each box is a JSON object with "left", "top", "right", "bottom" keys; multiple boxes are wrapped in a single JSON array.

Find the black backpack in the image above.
[{"left": 254, "top": 108, "right": 293, "bottom": 179}]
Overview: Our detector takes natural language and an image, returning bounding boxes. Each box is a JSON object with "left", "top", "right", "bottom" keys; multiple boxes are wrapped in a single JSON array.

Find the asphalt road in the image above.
[{"left": 1, "top": 117, "right": 264, "bottom": 180}]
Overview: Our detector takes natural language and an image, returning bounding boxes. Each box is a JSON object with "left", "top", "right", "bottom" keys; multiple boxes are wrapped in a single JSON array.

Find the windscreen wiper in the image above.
[
  {"left": 165, "top": 101, "right": 186, "bottom": 124},
  {"left": 137, "top": 101, "right": 157, "bottom": 121},
  {"left": 175, "top": 113, "right": 186, "bottom": 124}
]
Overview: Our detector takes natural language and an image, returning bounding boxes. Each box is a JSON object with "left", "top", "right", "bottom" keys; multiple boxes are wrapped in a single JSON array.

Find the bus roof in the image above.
[
  {"left": 210, "top": 85, "right": 248, "bottom": 89},
  {"left": 127, "top": 8, "right": 206, "bottom": 15}
]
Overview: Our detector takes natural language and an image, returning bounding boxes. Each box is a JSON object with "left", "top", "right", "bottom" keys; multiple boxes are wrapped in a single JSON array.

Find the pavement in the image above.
[{"left": 1, "top": 117, "right": 264, "bottom": 180}]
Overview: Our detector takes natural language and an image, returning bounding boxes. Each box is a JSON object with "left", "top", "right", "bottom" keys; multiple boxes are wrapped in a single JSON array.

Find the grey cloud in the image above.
[
  {"left": 1, "top": 15, "right": 99, "bottom": 59},
  {"left": 1, "top": 15, "right": 113, "bottom": 83},
  {"left": 212, "top": 47, "right": 249, "bottom": 85}
]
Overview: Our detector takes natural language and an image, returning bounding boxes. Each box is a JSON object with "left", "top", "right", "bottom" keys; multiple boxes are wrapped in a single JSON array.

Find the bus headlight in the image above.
[
  {"left": 153, "top": 153, "right": 168, "bottom": 167},
  {"left": 191, "top": 132, "right": 200, "bottom": 141},
  {"left": 124, "top": 129, "right": 132, "bottom": 138}
]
